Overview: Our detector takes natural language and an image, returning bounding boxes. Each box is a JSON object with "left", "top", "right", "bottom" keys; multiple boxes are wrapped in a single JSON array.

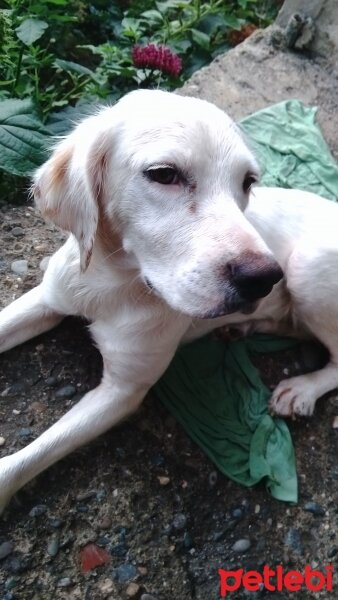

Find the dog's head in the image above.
[{"left": 33, "top": 90, "right": 282, "bottom": 318}]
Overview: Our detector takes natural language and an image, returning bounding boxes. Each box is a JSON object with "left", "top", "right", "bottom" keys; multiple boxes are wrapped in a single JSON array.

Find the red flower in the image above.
[{"left": 132, "top": 44, "right": 182, "bottom": 77}]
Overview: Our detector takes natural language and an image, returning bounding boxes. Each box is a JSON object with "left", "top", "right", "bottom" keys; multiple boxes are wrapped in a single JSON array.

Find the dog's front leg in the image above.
[
  {"left": 0, "top": 374, "right": 148, "bottom": 514},
  {"left": 0, "top": 311, "right": 188, "bottom": 514},
  {"left": 0, "top": 284, "right": 63, "bottom": 353}
]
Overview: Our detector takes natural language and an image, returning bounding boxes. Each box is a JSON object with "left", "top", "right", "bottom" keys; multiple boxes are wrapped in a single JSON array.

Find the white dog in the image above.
[{"left": 1, "top": 90, "right": 338, "bottom": 513}]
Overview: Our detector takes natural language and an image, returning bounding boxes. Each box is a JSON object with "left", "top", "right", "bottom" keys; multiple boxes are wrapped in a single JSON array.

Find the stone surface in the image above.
[
  {"left": 277, "top": 0, "right": 338, "bottom": 56},
  {"left": 179, "top": 1, "right": 338, "bottom": 160}
]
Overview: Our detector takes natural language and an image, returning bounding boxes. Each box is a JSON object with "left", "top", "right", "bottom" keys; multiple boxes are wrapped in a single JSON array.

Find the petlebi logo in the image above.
[{"left": 218, "top": 564, "right": 334, "bottom": 596}]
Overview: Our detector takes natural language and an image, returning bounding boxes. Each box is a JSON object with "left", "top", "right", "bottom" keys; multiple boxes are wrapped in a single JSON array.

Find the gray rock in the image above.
[
  {"left": 179, "top": 5, "right": 338, "bottom": 162},
  {"left": 11, "top": 260, "right": 28, "bottom": 275},
  {"left": 232, "top": 538, "right": 251, "bottom": 553},
  {"left": 45, "top": 376, "right": 58, "bottom": 388},
  {"left": 232, "top": 508, "right": 243, "bottom": 519},
  {"left": 114, "top": 563, "right": 137, "bottom": 583},
  {"left": 49, "top": 517, "right": 63, "bottom": 529},
  {"left": 18, "top": 428, "right": 33, "bottom": 439},
  {"left": 11, "top": 227, "right": 24, "bottom": 237},
  {"left": 29, "top": 504, "right": 48, "bottom": 518},
  {"left": 47, "top": 535, "right": 60, "bottom": 557},
  {"left": 285, "top": 528, "right": 303, "bottom": 554},
  {"left": 0, "top": 541, "right": 14, "bottom": 560},
  {"left": 303, "top": 501, "right": 325, "bottom": 516},
  {"left": 55, "top": 384, "right": 76, "bottom": 399},
  {"left": 56, "top": 577, "right": 72, "bottom": 588},
  {"left": 172, "top": 513, "right": 187, "bottom": 531}
]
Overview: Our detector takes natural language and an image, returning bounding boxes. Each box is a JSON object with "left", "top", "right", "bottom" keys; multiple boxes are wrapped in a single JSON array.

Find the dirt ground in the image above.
[{"left": 0, "top": 194, "right": 337, "bottom": 600}]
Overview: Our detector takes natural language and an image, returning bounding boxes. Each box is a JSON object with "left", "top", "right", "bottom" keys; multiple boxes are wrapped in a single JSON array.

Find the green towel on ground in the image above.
[{"left": 154, "top": 100, "right": 338, "bottom": 503}]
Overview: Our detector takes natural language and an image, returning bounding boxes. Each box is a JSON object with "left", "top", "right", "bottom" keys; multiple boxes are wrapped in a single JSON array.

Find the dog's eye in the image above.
[
  {"left": 145, "top": 166, "right": 180, "bottom": 185},
  {"left": 243, "top": 173, "right": 257, "bottom": 193}
]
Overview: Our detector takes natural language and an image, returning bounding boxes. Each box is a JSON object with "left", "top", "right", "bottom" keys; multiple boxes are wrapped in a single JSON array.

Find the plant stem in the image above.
[{"left": 13, "top": 44, "right": 24, "bottom": 94}]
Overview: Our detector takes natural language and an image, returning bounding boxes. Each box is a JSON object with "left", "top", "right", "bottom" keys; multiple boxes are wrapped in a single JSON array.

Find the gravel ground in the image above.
[{"left": 0, "top": 198, "right": 337, "bottom": 600}]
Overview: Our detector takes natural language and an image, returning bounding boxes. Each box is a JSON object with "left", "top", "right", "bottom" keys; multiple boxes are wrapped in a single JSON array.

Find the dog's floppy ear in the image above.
[{"left": 33, "top": 127, "right": 110, "bottom": 272}]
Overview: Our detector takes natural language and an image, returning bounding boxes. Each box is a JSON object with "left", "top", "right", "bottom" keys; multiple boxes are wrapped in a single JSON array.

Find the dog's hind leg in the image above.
[
  {"left": 269, "top": 243, "right": 338, "bottom": 417},
  {"left": 0, "top": 284, "right": 64, "bottom": 354},
  {"left": 269, "top": 331, "right": 338, "bottom": 418}
]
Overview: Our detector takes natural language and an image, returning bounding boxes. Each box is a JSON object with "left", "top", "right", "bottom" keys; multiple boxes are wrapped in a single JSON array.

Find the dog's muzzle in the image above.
[
  {"left": 228, "top": 258, "right": 284, "bottom": 302},
  {"left": 203, "top": 256, "right": 283, "bottom": 319}
]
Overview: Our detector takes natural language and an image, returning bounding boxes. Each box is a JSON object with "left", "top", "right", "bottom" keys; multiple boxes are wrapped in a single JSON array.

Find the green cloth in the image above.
[{"left": 154, "top": 100, "right": 338, "bottom": 503}]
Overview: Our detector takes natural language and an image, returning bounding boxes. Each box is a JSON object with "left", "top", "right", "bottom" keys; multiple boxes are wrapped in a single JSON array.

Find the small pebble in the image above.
[
  {"left": 47, "top": 535, "right": 59, "bottom": 557},
  {"left": 55, "top": 384, "right": 76, "bottom": 399},
  {"left": 11, "top": 260, "right": 28, "bottom": 275},
  {"left": 0, "top": 436, "right": 5, "bottom": 446},
  {"left": 11, "top": 227, "right": 24, "bottom": 237},
  {"left": 141, "top": 595, "right": 158, "bottom": 600},
  {"left": 157, "top": 476, "right": 170, "bottom": 486},
  {"left": 232, "top": 538, "right": 251, "bottom": 553},
  {"left": 98, "top": 516, "right": 112, "bottom": 530},
  {"left": 18, "top": 428, "right": 33, "bottom": 439},
  {"left": 114, "top": 563, "right": 137, "bottom": 583},
  {"left": 285, "top": 528, "right": 303, "bottom": 554},
  {"left": 99, "top": 578, "right": 115, "bottom": 594},
  {"left": 45, "top": 376, "right": 58, "bottom": 388},
  {"left": 126, "top": 582, "right": 140, "bottom": 598},
  {"left": 172, "top": 513, "right": 187, "bottom": 531},
  {"left": 0, "top": 541, "right": 14, "bottom": 560},
  {"left": 56, "top": 577, "right": 72, "bottom": 588},
  {"left": 76, "top": 490, "right": 96, "bottom": 502},
  {"left": 303, "top": 501, "right": 325, "bottom": 516},
  {"left": 232, "top": 508, "right": 243, "bottom": 519},
  {"left": 29, "top": 504, "right": 48, "bottom": 518},
  {"left": 333, "top": 416, "right": 338, "bottom": 429},
  {"left": 49, "top": 518, "right": 63, "bottom": 529}
]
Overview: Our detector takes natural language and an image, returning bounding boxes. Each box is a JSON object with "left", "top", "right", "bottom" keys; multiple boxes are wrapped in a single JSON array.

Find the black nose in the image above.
[{"left": 228, "top": 258, "right": 283, "bottom": 301}]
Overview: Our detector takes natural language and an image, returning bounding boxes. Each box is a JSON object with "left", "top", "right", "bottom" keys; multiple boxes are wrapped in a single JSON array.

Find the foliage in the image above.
[{"left": 0, "top": 0, "right": 279, "bottom": 202}]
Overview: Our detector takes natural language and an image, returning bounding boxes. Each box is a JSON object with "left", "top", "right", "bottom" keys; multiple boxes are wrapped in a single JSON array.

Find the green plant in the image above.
[{"left": 0, "top": 0, "right": 279, "bottom": 203}]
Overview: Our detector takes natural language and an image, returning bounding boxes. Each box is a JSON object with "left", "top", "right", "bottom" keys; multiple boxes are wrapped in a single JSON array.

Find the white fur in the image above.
[{"left": 1, "top": 90, "right": 338, "bottom": 513}]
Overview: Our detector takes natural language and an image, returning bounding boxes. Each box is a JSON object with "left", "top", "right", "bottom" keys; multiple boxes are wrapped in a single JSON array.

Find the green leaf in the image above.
[
  {"left": 222, "top": 15, "right": 243, "bottom": 30},
  {"left": 156, "top": 0, "right": 189, "bottom": 11},
  {"left": 0, "top": 98, "right": 51, "bottom": 176},
  {"left": 238, "top": 0, "right": 257, "bottom": 8},
  {"left": 141, "top": 10, "right": 163, "bottom": 24},
  {"left": 15, "top": 19, "right": 48, "bottom": 46},
  {"left": 198, "top": 13, "right": 228, "bottom": 36},
  {"left": 54, "top": 59, "right": 97, "bottom": 79},
  {"left": 169, "top": 38, "right": 192, "bottom": 54},
  {"left": 190, "top": 28, "right": 210, "bottom": 50},
  {"left": 47, "top": 102, "right": 97, "bottom": 137}
]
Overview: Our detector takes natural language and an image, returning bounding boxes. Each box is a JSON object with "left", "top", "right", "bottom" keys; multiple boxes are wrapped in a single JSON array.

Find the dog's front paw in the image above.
[{"left": 269, "top": 376, "right": 317, "bottom": 417}]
